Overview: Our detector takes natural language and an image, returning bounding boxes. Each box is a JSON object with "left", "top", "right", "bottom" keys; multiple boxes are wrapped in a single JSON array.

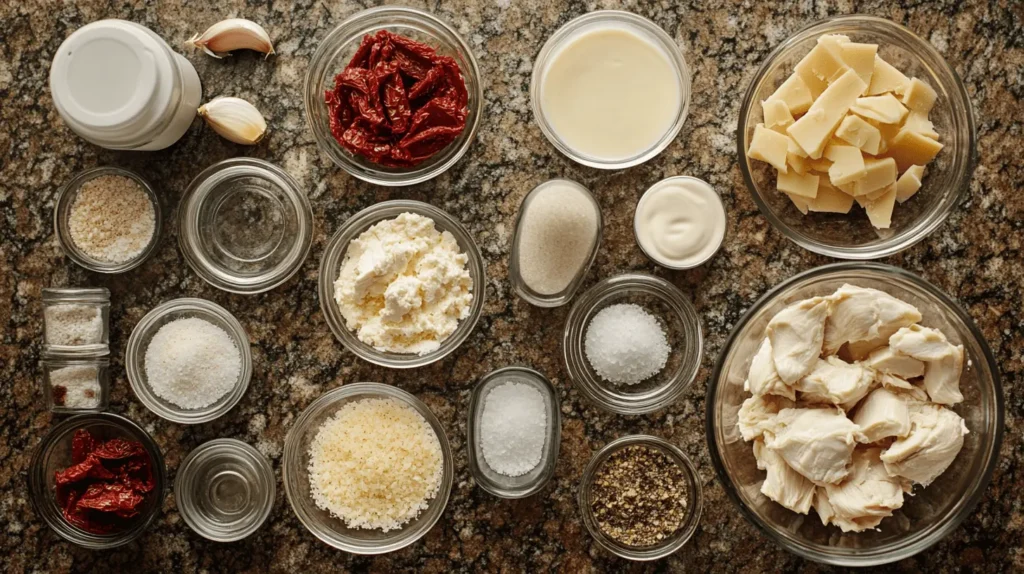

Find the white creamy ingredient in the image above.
[
  {"left": 634, "top": 177, "right": 726, "bottom": 268},
  {"left": 516, "top": 181, "right": 599, "bottom": 295},
  {"left": 334, "top": 213, "right": 473, "bottom": 355},
  {"left": 540, "top": 25, "right": 680, "bottom": 161}
]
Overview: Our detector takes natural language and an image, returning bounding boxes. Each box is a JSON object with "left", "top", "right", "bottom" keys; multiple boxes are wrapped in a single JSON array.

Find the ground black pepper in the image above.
[{"left": 589, "top": 444, "right": 688, "bottom": 547}]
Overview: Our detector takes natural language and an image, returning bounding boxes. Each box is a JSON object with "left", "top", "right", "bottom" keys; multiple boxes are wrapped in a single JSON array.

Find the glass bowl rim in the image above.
[
  {"left": 704, "top": 261, "right": 1004, "bottom": 566},
  {"left": 735, "top": 14, "right": 977, "bottom": 260},
  {"left": 303, "top": 5, "right": 483, "bottom": 186}
]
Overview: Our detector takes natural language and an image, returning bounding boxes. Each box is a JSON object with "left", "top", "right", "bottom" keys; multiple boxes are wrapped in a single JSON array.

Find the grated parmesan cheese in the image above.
[
  {"left": 307, "top": 397, "right": 443, "bottom": 532},
  {"left": 68, "top": 174, "right": 156, "bottom": 263}
]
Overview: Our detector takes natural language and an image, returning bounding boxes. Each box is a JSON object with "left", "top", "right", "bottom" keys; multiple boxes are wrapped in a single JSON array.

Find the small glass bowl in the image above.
[
  {"left": 125, "top": 298, "right": 252, "bottom": 424},
  {"left": 42, "top": 355, "right": 110, "bottom": 413},
  {"left": 563, "top": 274, "right": 702, "bottom": 414},
  {"left": 42, "top": 287, "right": 110, "bottom": 355},
  {"left": 304, "top": 6, "right": 483, "bottom": 186},
  {"left": 28, "top": 413, "right": 167, "bottom": 549},
  {"left": 707, "top": 263, "right": 1003, "bottom": 566},
  {"left": 578, "top": 435, "right": 703, "bottom": 561},
  {"left": 737, "top": 16, "right": 976, "bottom": 259},
  {"left": 318, "top": 200, "right": 485, "bottom": 369},
  {"left": 633, "top": 176, "right": 727, "bottom": 270},
  {"left": 282, "top": 383, "right": 454, "bottom": 554},
  {"left": 467, "top": 367, "right": 561, "bottom": 499},
  {"left": 509, "top": 179, "right": 603, "bottom": 308},
  {"left": 530, "top": 10, "right": 692, "bottom": 169},
  {"left": 178, "top": 158, "right": 314, "bottom": 294},
  {"left": 54, "top": 166, "right": 163, "bottom": 273},
  {"left": 174, "top": 438, "right": 275, "bottom": 542}
]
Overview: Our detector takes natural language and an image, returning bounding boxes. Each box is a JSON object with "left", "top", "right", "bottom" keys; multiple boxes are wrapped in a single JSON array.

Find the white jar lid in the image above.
[{"left": 50, "top": 20, "right": 174, "bottom": 146}]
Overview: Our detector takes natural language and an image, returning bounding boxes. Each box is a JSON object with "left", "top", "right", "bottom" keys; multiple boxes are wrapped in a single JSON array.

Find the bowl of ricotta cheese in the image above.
[{"left": 318, "top": 200, "right": 485, "bottom": 368}]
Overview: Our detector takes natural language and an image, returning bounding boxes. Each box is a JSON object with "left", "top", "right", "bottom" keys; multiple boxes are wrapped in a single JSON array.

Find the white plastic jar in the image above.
[{"left": 50, "top": 19, "right": 202, "bottom": 151}]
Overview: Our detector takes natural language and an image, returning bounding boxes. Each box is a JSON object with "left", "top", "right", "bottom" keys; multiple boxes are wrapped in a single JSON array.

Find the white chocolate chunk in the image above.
[
  {"left": 768, "top": 73, "right": 815, "bottom": 116},
  {"left": 787, "top": 152, "right": 810, "bottom": 175},
  {"left": 767, "top": 296, "right": 830, "bottom": 383},
  {"left": 748, "top": 123, "right": 790, "bottom": 172},
  {"left": 886, "top": 129, "right": 944, "bottom": 172},
  {"left": 787, "top": 70, "right": 868, "bottom": 159},
  {"left": 809, "top": 180, "right": 855, "bottom": 214},
  {"left": 865, "top": 184, "right": 897, "bottom": 229},
  {"left": 851, "top": 94, "right": 909, "bottom": 124},
  {"left": 896, "top": 165, "right": 925, "bottom": 203},
  {"left": 864, "top": 181, "right": 895, "bottom": 202},
  {"left": 841, "top": 42, "right": 878, "bottom": 86},
  {"left": 835, "top": 114, "right": 883, "bottom": 155},
  {"left": 903, "top": 111, "right": 939, "bottom": 140},
  {"left": 902, "top": 78, "right": 938, "bottom": 113},
  {"left": 777, "top": 170, "right": 820, "bottom": 198},
  {"left": 825, "top": 144, "right": 868, "bottom": 186},
  {"left": 763, "top": 99, "right": 795, "bottom": 130},
  {"left": 866, "top": 55, "right": 909, "bottom": 96}
]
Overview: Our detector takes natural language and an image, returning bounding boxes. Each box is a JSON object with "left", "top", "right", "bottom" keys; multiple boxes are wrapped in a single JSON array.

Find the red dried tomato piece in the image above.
[
  {"left": 55, "top": 454, "right": 115, "bottom": 485},
  {"left": 76, "top": 482, "right": 145, "bottom": 514},
  {"left": 91, "top": 438, "right": 146, "bottom": 460},
  {"left": 71, "top": 429, "right": 97, "bottom": 464},
  {"left": 112, "top": 456, "right": 156, "bottom": 494},
  {"left": 398, "top": 125, "right": 464, "bottom": 160}
]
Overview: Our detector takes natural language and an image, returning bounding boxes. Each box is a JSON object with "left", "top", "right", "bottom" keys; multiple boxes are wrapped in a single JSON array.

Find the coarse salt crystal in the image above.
[
  {"left": 584, "top": 303, "right": 670, "bottom": 385},
  {"left": 144, "top": 317, "right": 241, "bottom": 409},
  {"left": 480, "top": 381, "right": 547, "bottom": 476},
  {"left": 44, "top": 304, "right": 103, "bottom": 346}
]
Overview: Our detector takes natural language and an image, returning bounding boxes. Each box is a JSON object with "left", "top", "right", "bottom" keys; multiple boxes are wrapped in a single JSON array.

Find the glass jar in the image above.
[
  {"left": 42, "top": 287, "right": 110, "bottom": 355},
  {"left": 41, "top": 355, "right": 110, "bottom": 414},
  {"left": 49, "top": 19, "right": 202, "bottom": 151}
]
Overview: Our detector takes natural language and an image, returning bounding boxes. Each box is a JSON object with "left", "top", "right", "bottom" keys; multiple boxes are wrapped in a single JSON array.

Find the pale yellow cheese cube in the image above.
[
  {"left": 902, "top": 78, "right": 937, "bottom": 113},
  {"left": 795, "top": 43, "right": 850, "bottom": 85},
  {"left": 817, "top": 34, "right": 851, "bottom": 47},
  {"left": 786, "top": 192, "right": 810, "bottom": 214},
  {"left": 865, "top": 181, "right": 896, "bottom": 201},
  {"left": 851, "top": 94, "right": 909, "bottom": 124},
  {"left": 865, "top": 185, "right": 898, "bottom": 229},
  {"left": 748, "top": 123, "right": 790, "bottom": 172},
  {"left": 807, "top": 157, "right": 833, "bottom": 172},
  {"left": 762, "top": 99, "right": 795, "bottom": 130},
  {"left": 787, "top": 70, "right": 868, "bottom": 159},
  {"left": 809, "top": 180, "right": 855, "bottom": 214},
  {"left": 841, "top": 43, "right": 878, "bottom": 87},
  {"left": 787, "top": 135, "right": 809, "bottom": 158},
  {"left": 835, "top": 181, "right": 857, "bottom": 197},
  {"left": 797, "top": 67, "right": 829, "bottom": 100},
  {"left": 855, "top": 157, "right": 897, "bottom": 195},
  {"left": 902, "top": 111, "right": 939, "bottom": 140},
  {"left": 825, "top": 144, "right": 868, "bottom": 186},
  {"left": 835, "top": 114, "right": 882, "bottom": 155},
  {"left": 866, "top": 55, "right": 909, "bottom": 96},
  {"left": 896, "top": 165, "right": 925, "bottom": 203},
  {"left": 787, "top": 152, "right": 810, "bottom": 175},
  {"left": 768, "top": 74, "right": 815, "bottom": 116},
  {"left": 886, "top": 129, "right": 944, "bottom": 172},
  {"left": 777, "top": 170, "right": 820, "bottom": 198}
]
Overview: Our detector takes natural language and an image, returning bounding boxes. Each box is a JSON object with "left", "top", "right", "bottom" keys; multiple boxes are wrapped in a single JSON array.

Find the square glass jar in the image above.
[
  {"left": 42, "top": 355, "right": 110, "bottom": 413},
  {"left": 42, "top": 287, "right": 110, "bottom": 355}
]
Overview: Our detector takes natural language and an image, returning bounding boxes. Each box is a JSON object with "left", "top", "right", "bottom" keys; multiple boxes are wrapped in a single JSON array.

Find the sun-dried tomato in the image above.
[
  {"left": 71, "top": 429, "right": 96, "bottom": 464},
  {"left": 76, "top": 483, "right": 144, "bottom": 514},
  {"left": 92, "top": 438, "right": 146, "bottom": 460},
  {"left": 55, "top": 454, "right": 115, "bottom": 485},
  {"left": 325, "top": 30, "right": 469, "bottom": 168}
]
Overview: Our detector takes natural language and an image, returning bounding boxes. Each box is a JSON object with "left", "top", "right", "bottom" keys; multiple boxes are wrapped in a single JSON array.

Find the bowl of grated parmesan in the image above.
[{"left": 282, "top": 383, "right": 454, "bottom": 554}]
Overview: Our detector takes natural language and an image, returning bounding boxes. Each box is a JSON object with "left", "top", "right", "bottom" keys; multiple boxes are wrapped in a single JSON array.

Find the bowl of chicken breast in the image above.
[{"left": 706, "top": 262, "right": 1002, "bottom": 566}]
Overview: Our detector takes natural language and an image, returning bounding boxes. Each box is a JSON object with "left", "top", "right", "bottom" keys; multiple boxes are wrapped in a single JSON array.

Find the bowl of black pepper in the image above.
[{"left": 578, "top": 435, "right": 702, "bottom": 561}]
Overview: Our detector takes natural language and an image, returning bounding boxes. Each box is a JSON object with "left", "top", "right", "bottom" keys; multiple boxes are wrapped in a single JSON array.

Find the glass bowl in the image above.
[
  {"left": 563, "top": 274, "right": 702, "bottom": 414},
  {"left": 304, "top": 6, "right": 483, "bottom": 186},
  {"left": 54, "top": 166, "right": 162, "bottom": 273},
  {"left": 737, "top": 16, "right": 976, "bottom": 259},
  {"left": 706, "top": 262, "right": 1003, "bottom": 566},
  {"left": 508, "top": 179, "right": 603, "bottom": 308},
  {"left": 125, "top": 298, "right": 253, "bottom": 424},
  {"left": 282, "top": 383, "right": 454, "bottom": 554},
  {"left": 28, "top": 413, "right": 167, "bottom": 549},
  {"left": 174, "top": 438, "right": 275, "bottom": 542},
  {"left": 178, "top": 158, "right": 313, "bottom": 294},
  {"left": 467, "top": 366, "right": 561, "bottom": 499},
  {"left": 530, "top": 10, "right": 692, "bottom": 169},
  {"left": 318, "top": 200, "right": 485, "bottom": 369},
  {"left": 577, "top": 435, "right": 703, "bottom": 560}
]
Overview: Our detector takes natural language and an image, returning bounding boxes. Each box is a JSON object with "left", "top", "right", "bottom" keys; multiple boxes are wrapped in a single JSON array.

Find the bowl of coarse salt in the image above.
[
  {"left": 125, "top": 298, "right": 252, "bottom": 424},
  {"left": 563, "top": 274, "right": 703, "bottom": 414}
]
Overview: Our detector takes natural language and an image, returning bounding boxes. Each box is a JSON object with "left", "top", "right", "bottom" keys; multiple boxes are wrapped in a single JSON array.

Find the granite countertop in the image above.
[{"left": 1, "top": 0, "right": 1021, "bottom": 571}]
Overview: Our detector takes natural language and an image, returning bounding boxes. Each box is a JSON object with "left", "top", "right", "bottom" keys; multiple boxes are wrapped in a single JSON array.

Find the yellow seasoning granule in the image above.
[
  {"left": 68, "top": 174, "right": 155, "bottom": 263},
  {"left": 307, "top": 397, "right": 443, "bottom": 532}
]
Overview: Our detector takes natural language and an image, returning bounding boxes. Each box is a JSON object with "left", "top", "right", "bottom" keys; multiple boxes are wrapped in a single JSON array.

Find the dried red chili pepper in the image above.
[
  {"left": 55, "top": 454, "right": 115, "bottom": 485},
  {"left": 92, "top": 438, "right": 146, "bottom": 460},
  {"left": 71, "top": 429, "right": 96, "bottom": 464},
  {"left": 76, "top": 483, "right": 144, "bottom": 515},
  {"left": 325, "top": 30, "right": 469, "bottom": 168}
]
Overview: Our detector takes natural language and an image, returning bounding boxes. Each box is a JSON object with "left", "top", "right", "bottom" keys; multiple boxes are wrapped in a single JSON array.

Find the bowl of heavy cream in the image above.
[{"left": 530, "top": 11, "right": 691, "bottom": 169}]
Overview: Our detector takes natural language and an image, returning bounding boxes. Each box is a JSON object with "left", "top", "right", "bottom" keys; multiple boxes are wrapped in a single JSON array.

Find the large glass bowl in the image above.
[
  {"left": 737, "top": 16, "right": 976, "bottom": 259},
  {"left": 706, "top": 263, "right": 1002, "bottom": 566},
  {"left": 318, "top": 200, "right": 485, "bottom": 369},
  {"left": 282, "top": 383, "right": 454, "bottom": 554},
  {"left": 304, "top": 6, "right": 483, "bottom": 186}
]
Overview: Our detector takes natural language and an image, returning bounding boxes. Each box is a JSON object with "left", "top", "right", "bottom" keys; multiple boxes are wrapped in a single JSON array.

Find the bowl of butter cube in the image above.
[{"left": 738, "top": 15, "right": 975, "bottom": 260}]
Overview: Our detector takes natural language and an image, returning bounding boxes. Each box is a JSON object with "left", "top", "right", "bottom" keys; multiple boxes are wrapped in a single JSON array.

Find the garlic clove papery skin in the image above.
[
  {"left": 197, "top": 97, "right": 268, "bottom": 145},
  {"left": 188, "top": 18, "right": 275, "bottom": 59}
]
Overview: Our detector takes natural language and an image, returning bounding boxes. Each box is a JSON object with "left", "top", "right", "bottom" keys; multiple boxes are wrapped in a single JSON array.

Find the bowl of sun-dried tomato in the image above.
[
  {"left": 28, "top": 413, "right": 166, "bottom": 549},
  {"left": 305, "top": 6, "right": 483, "bottom": 186}
]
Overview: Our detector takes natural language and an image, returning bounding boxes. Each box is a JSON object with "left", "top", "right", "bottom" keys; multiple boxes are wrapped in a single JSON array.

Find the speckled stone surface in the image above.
[{"left": 1, "top": 0, "right": 1021, "bottom": 572}]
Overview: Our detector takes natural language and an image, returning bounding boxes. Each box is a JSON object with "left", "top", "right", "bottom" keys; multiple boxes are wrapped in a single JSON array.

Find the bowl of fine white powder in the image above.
[
  {"left": 126, "top": 298, "right": 252, "bottom": 424},
  {"left": 563, "top": 274, "right": 703, "bottom": 414}
]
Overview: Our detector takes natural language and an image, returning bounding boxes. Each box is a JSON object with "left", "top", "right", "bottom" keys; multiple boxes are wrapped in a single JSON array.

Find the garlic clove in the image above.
[
  {"left": 188, "top": 18, "right": 275, "bottom": 59},
  {"left": 197, "top": 97, "right": 268, "bottom": 145}
]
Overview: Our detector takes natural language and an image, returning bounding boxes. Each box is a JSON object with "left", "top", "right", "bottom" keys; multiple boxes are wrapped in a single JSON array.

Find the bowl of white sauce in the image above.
[
  {"left": 530, "top": 11, "right": 692, "bottom": 169},
  {"left": 634, "top": 176, "right": 727, "bottom": 269}
]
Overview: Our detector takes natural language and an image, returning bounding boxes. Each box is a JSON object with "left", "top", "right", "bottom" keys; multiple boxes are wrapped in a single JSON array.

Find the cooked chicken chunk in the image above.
[
  {"left": 738, "top": 394, "right": 795, "bottom": 441},
  {"left": 881, "top": 403, "right": 968, "bottom": 486},
  {"left": 862, "top": 346, "right": 925, "bottom": 379},
  {"left": 795, "top": 356, "right": 875, "bottom": 409},
  {"left": 767, "top": 296, "right": 830, "bottom": 384},
  {"left": 764, "top": 408, "right": 863, "bottom": 485},
  {"left": 923, "top": 344, "right": 964, "bottom": 405},
  {"left": 888, "top": 325, "right": 954, "bottom": 361},
  {"left": 754, "top": 439, "right": 816, "bottom": 514},
  {"left": 824, "top": 285, "right": 922, "bottom": 354},
  {"left": 852, "top": 387, "right": 911, "bottom": 443},
  {"left": 818, "top": 448, "right": 905, "bottom": 532},
  {"left": 877, "top": 373, "right": 930, "bottom": 402},
  {"left": 745, "top": 338, "right": 796, "bottom": 399}
]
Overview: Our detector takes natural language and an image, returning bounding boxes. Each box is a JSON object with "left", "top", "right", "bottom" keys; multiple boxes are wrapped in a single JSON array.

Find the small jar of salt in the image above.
[
  {"left": 42, "top": 287, "right": 110, "bottom": 355},
  {"left": 42, "top": 356, "right": 110, "bottom": 413}
]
